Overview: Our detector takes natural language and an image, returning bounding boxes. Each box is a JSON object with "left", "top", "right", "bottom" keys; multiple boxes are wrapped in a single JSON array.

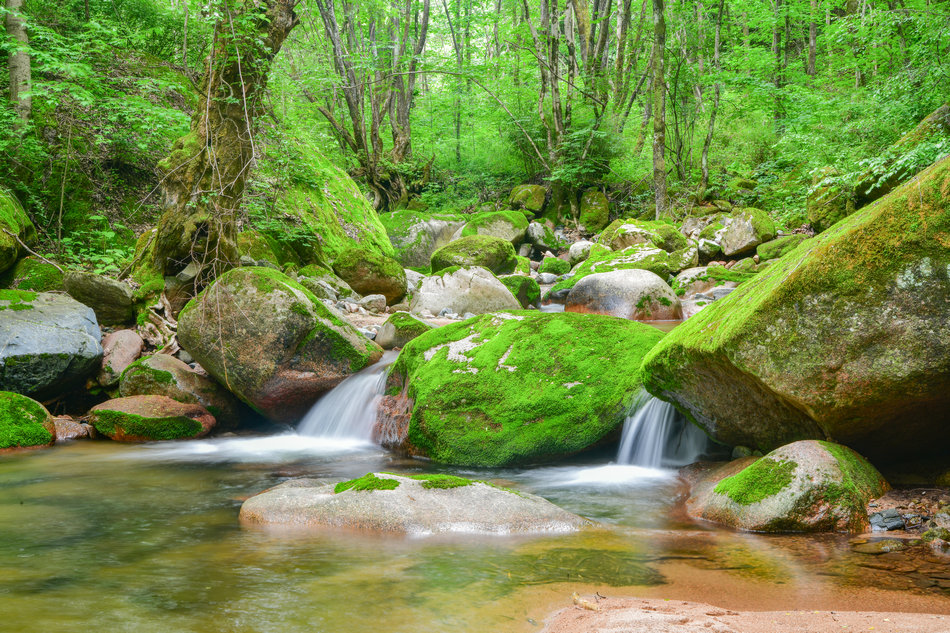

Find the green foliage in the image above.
[{"left": 714, "top": 458, "right": 797, "bottom": 505}]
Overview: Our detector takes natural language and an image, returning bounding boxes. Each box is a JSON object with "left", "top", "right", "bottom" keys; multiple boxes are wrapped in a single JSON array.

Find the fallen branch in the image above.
[{"left": 0, "top": 228, "right": 66, "bottom": 274}]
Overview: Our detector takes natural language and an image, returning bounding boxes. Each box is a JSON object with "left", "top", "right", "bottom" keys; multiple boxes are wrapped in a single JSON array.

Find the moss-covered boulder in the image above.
[
  {"left": 599, "top": 219, "right": 688, "bottom": 253},
  {"left": 538, "top": 257, "right": 570, "bottom": 276},
  {"left": 378, "top": 209, "right": 467, "bottom": 268},
  {"left": 566, "top": 270, "right": 682, "bottom": 321},
  {"left": 88, "top": 395, "right": 215, "bottom": 442},
  {"left": 240, "top": 473, "right": 591, "bottom": 534},
  {"left": 719, "top": 208, "right": 776, "bottom": 256},
  {"left": 0, "top": 188, "right": 36, "bottom": 275},
  {"left": 0, "top": 391, "right": 55, "bottom": 449},
  {"left": 460, "top": 210, "right": 528, "bottom": 244},
  {"left": 237, "top": 230, "right": 281, "bottom": 266},
  {"left": 509, "top": 184, "right": 546, "bottom": 213},
  {"left": 411, "top": 267, "right": 520, "bottom": 316},
  {"left": 0, "top": 257, "right": 64, "bottom": 292},
  {"left": 686, "top": 441, "right": 888, "bottom": 533},
  {"left": 499, "top": 274, "right": 541, "bottom": 309},
  {"left": 525, "top": 221, "right": 561, "bottom": 251},
  {"left": 63, "top": 271, "right": 135, "bottom": 325},
  {"left": 544, "top": 244, "right": 672, "bottom": 300},
  {"left": 0, "top": 291, "right": 103, "bottom": 397},
  {"left": 119, "top": 354, "right": 244, "bottom": 428},
  {"left": 756, "top": 234, "right": 810, "bottom": 261},
  {"left": 807, "top": 168, "right": 856, "bottom": 233},
  {"left": 177, "top": 268, "right": 382, "bottom": 423},
  {"left": 332, "top": 247, "right": 407, "bottom": 305},
  {"left": 667, "top": 245, "right": 699, "bottom": 273},
  {"left": 641, "top": 155, "right": 950, "bottom": 461},
  {"left": 375, "top": 312, "right": 433, "bottom": 350},
  {"left": 579, "top": 189, "right": 610, "bottom": 231},
  {"left": 430, "top": 235, "right": 517, "bottom": 275},
  {"left": 377, "top": 311, "right": 665, "bottom": 466},
  {"left": 295, "top": 265, "right": 358, "bottom": 300}
]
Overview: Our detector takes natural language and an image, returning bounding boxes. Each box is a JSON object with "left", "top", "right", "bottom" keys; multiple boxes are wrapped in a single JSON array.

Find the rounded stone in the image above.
[
  {"left": 410, "top": 267, "right": 520, "bottom": 317},
  {"left": 332, "top": 247, "right": 407, "bottom": 305},
  {"left": 89, "top": 395, "right": 215, "bottom": 441},
  {"left": 430, "top": 235, "right": 517, "bottom": 276},
  {"left": 566, "top": 269, "right": 682, "bottom": 321},
  {"left": 0, "top": 391, "right": 55, "bottom": 450}
]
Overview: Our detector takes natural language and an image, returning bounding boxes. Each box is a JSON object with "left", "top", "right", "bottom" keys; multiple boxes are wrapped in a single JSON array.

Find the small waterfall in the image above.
[
  {"left": 617, "top": 391, "right": 708, "bottom": 468},
  {"left": 296, "top": 351, "right": 398, "bottom": 440}
]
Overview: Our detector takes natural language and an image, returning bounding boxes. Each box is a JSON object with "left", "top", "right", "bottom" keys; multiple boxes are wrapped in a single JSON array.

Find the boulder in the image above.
[
  {"left": 686, "top": 441, "right": 888, "bottom": 533},
  {"left": 458, "top": 210, "right": 528, "bottom": 244},
  {"left": 543, "top": 244, "right": 671, "bottom": 300},
  {"left": 119, "top": 354, "right": 243, "bottom": 427},
  {"left": 378, "top": 210, "right": 467, "bottom": 268},
  {"left": 237, "top": 230, "right": 282, "bottom": 266},
  {"left": 332, "top": 247, "right": 407, "bottom": 305},
  {"left": 63, "top": 271, "right": 134, "bottom": 325},
  {"left": 719, "top": 208, "right": 776, "bottom": 257},
  {"left": 410, "top": 267, "right": 520, "bottom": 316},
  {"left": 509, "top": 184, "right": 546, "bottom": 213},
  {"left": 98, "top": 329, "right": 144, "bottom": 387},
  {"left": 52, "top": 416, "right": 95, "bottom": 442},
  {"left": 239, "top": 473, "right": 591, "bottom": 534},
  {"left": 0, "top": 188, "right": 36, "bottom": 275},
  {"left": 0, "top": 291, "right": 103, "bottom": 397},
  {"left": 566, "top": 270, "right": 682, "bottom": 321},
  {"left": 756, "top": 234, "right": 810, "bottom": 261},
  {"left": 641, "top": 155, "right": 950, "bottom": 462},
  {"left": 568, "top": 240, "right": 594, "bottom": 266},
  {"left": 177, "top": 268, "right": 382, "bottom": 423},
  {"left": 667, "top": 245, "right": 699, "bottom": 273},
  {"left": 296, "top": 265, "right": 358, "bottom": 300},
  {"left": 88, "top": 395, "right": 215, "bottom": 441},
  {"left": 526, "top": 222, "right": 561, "bottom": 251},
  {"left": 538, "top": 256, "right": 570, "bottom": 276},
  {"left": 377, "top": 311, "right": 665, "bottom": 466},
  {"left": 375, "top": 312, "right": 433, "bottom": 350},
  {"left": 499, "top": 275, "right": 541, "bottom": 309},
  {"left": 430, "top": 235, "right": 517, "bottom": 275},
  {"left": 599, "top": 219, "right": 688, "bottom": 253},
  {"left": 579, "top": 189, "right": 609, "bottom": 231},
  {"left": 0, "top": 256, "right": 64, "bottom": 292},
  {"left": 0, "top": 391, "right": 55, "bottom": 449}
]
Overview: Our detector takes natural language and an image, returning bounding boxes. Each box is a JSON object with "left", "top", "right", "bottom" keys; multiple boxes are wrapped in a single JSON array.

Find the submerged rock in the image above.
[
  {"left": 410, "top": 267, "right": 520, "bottom": 317},
  {"left": 686, "top": 440, "right": 888, "bottom": 533},
  {"left": 239, "top": 472, "right": 591, "bottom": 534},
  {"left": 177, "top": 267, "right": 382, "bottom": 423},
  {"left": 566, "top": 269, "right": 682, "bottom": 321},
  {"left": 377, "top": 311, "right": 664, "bottom": 467},
  {"left": 0, "top": 391, "right": 55, "bottom": 450},
  {"left": 89, "top": 395, "right": 215, "bottom": 441},
  {"left": 641, "top": 155, "right": 950, "bottom": 461}
]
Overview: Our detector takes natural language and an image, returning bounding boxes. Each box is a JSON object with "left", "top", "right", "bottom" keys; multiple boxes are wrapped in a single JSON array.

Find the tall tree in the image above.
[
  {"left": 652, "top": 0, "right": 666, "bottom": 217},
  {"left": 5, "top": 0, "right": 31, "bottom": 126}
]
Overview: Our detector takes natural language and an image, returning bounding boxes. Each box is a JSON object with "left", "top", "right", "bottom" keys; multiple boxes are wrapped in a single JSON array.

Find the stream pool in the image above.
[{"left": 1, "top": 436, "right": 948, "bottom": 632}]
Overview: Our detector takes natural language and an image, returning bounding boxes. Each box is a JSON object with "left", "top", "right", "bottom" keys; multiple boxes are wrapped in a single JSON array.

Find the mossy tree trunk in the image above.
[{"left": 153, "top": 0, "right": 298, "bottom": 283}]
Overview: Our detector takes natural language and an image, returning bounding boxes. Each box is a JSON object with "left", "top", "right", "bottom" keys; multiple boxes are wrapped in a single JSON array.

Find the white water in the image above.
[
  {"left": 617, "top": 391, "right": 708, "bottom": 468},
  {"left": 296, "top": 351, "right": 398, "bottom": 440}
]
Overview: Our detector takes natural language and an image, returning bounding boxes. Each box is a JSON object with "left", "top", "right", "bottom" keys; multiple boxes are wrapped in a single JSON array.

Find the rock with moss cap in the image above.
[
  {"left": 687, "top": 440, "right": 888, "bottom": 533},
  {"left": 459, "top": 210, "right": 528, "bottom": 244},
  {"left": 375, "top": 312, "right": 433, "bottom": 350},
  {"left": 566, "top": 270, "right": 682, "bottom": 321},
  {"left": 579, "top": 189, "right": 610, "bottom": 231},
  {"left": 376, "top": 311, "right": 665, "bottom": 467},
  {"left": 295, "top": 265, "right": 358, "bottom": 300},
  {"left": 240, "top": 472, "right": 591, "bottom": 534},
  {"left": 237, "top": 230, "right": 282, "bottom": 266},
  {"left": 756, "top": 234, "right": 810, "bottom": 261},
  {"left": 430, "top": 235, "right": 517, "bottom": 275},
  {"left": 599, "top": 219, "right": 688, "bottom": 253},
  {"left": 177, "top": 267, "right": 382, "bottom": 423},
  {"left": 0, "top": 391, "right": 55, "bottom": 450},
  {"left": 332, "top": 247, "right": 407, "bottom": 305},
  {"left": 509, "top": 184, "right": 546, "bottom": 214},
  {"left": 0, "top": 256, "right": 64, "bottom": 292},
  {"left": 641, "top": 155, "right": 950, "bottom": 462},
  {"left": 119, "top": 353, "right": 244, "bottom": 428},
  {"left": 0, "top": 291, "right": 103, "bottom": 397},
  {"left": 411, "top": 266, "right": 520, "bottom": 316},
  {"left": 89, "top": 395, "right": 215, "bottom": 442},
  {"left": 499, "top": 275, "right": 541, "bottom": 309},
  {"left": 0, "top": 188, "right": 36, "bottom": 275},
  {"left": 538, "top": 257, "right": 570, "bottom": 276},
  {"left": 64, "top": 271, "right": 135, "bottom": 325},
  {"left": 378, "top": 209, "right": 467, "bottom": 268},
  {"left": 543, "top": 244, "right": 672, "bottom": 301},
  {"left": 719, "top": 208, "right": 776, "bottom": 256}
]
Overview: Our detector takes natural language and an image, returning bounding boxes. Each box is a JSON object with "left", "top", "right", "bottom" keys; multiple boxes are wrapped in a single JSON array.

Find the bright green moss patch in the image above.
[
  {"left": 538, "top": 257, "right": 570, "bottom": 275},
  {"left": 544, "top": 244, "right": 671, "bottom": 298},
  {"left": 0, "top": 257, "right": 64, "bottom": 292},
  {"left": 500, "top": 275, "right": 541, "bottom": 308},
  {"left": 334, "top": 473, "right": 401, "bottom": 494},
  {"left": 460, "top": 210, "right": 528, "bottom": 238},
  {"left": 817, "top": 441, "right": 888, "bottom": 510},
  {"left": 430, "top": 235, "right": 517, "bottom": 275},
  {"left": 408, "top": 474, "right": 473, "bottom": 489},
  {"left": 0, "top": 392, "right": 53, "bottom": 449},
  {"left": 714, "top": 458, "right": 798, "bottom": 505},
  {"left": 90, "top": 410, "right": 203, "bottom": 441}
]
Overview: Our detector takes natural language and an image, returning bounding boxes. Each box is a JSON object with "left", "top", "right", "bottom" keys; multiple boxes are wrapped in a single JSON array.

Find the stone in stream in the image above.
[
  {"left": 686, "top": 440, "right": 889, "bottom": 533},
  {"left": 374, "top": 312, "right": 433, "bottom": 350},
  {"left": 332, "top": 247, "right": 407, "bottom": 305},
  {"left": 376, "top": 311, "right": 664, "bottom": 467},
  {"left": 641, "top": 154, "right": 950, "bottom": 462},
  {"left": 0, "top": 391, "right": 55, "bottom": 450},
  {"left": 88, "top": 395, "right": 215, "bottom": 441},
  {"left": 410, "top": 266, "right": 520, "bottom": 317},
  {"left": 566, "top": 269, "right": 682, "bottom": 321},
  {"left": 542, "top": 243, "right": 672, "bottom": 301},
  {"left": 239, "top": 472, "right": 591, "bottom": 534},
  {"left": 538, "top": 256, "right": 570, "bottom": 276},
  {"left": 430, "top": 235, "right": 517, "bottom": 276},
  {"left": 177, "top": 267, "right": 382, "bottom": 423},
  {"left": 0, "top": 290, "right": 103, "bottom": 398}
]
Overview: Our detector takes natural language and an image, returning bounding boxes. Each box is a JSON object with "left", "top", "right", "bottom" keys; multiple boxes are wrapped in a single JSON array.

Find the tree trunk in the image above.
[
  {"left": 153, "top": 0, "right": 298, "bottom": 284},
  {"left": 700, "top": 0, "right": 723, "bottom": 194},
  {"left": 807, "top": 0, "right": 817, "bottom": 76},
  {"left": 5, "top": 0, "right": 31, "bottom": 127},
  {"left": 652, "top": 0, "right": 666, "bottom": 218}
]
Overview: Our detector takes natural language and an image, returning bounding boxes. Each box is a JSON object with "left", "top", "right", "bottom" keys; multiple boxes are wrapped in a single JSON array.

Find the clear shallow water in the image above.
[{"left": 1, "top": 438, "right": 949, "bottom": 633}]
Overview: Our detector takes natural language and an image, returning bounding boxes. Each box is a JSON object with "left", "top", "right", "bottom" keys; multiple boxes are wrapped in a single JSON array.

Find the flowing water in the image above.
[{"left": 2, "top": 360, "right": 949, "bottom": 632}]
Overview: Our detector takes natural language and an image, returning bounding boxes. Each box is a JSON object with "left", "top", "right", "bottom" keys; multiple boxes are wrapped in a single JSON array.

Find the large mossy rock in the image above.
[
  {"left": 378, "top": 311, "right": 665, "bottom": 466},
  {"left": 378, "top": 209, "right": 467, "bottom": 268},
  {"left": 509, "top": 184, "right": 546, "bottom": 213},
  {"left": 410, "top": 267, "right": 520, "bottom": 316},
  {"left": 430, "top": 235, "right": 517, "bottom": 275},
  {"left": 686, "top": 441, "right": 888, "bottom": 533},
  {"left": 641, "top": 155, "right": 950, "bottom": 462},
  {"left": 177, "top": 268, "right": 382, "bottom": 423},
  {"left": 544, "top": 244, "right": 671, "bottom": 300},
  {"left": 599, "top": 219, "right": 688, "bottom": 253},
  {"left": 719, "top": 208, "right": 776, "bottom": 256},
  {"left": 0, "top": 188, "right": 36, "bottom": 275},
  {"left": 332, "top": 247, "right": 407, "bottom": 305},
  {"left": 119, "top": 354, "right": 244, "bottom": 428},
  {"left": 88, "top": 395, "right": 215, "bottom": 442},
  {"left": 240, "top": 472, "right": 591, "bottom": 534},
  {"left": 0, "top": 291, "right": 103, "bottom": 397},
  {"left": 499, "top": 274, "right": 541, "bottom": 309},
  {"left": 756, "top": 234, "right": 810, "bottom": 261},
  {"left": 579, "top": 189, "right": 610, "bottom": 231},
  {"left": 63, "top": 271, "right": 135, "bottom": 325},
  {"left": 0, "top": 391, "right": 55, "bottom": 449},
  {"left": 566, "top": 270, "right": 682, "bottom": 321},
  {"left": 459, "top": 210, "right": 528, "bottom": 244},
  {"left": 0, "top": 256, "right": 64, "bottom": 292}
]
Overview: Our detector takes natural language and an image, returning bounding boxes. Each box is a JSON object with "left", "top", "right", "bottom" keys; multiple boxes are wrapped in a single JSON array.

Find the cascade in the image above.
[
  {"left": 616, "top": 391, "right": 708, "bottom": 468},
  {"left": 296, "top": 351, "right": 398, "bottom": 440}
]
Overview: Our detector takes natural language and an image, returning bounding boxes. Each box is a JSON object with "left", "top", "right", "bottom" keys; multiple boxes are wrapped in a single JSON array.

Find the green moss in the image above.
[
  {"left": 90, "top": 409, "right": 203, "bottom": 441},
  {"left": 334, "top": 473, "right": 401, "bottom": 494},
  {"left": 817, "top": 441, "right": 888, "bottom": 510},
  {"left": 538, "top": 257, "right": 570, "bottom": 276},
  {"left": 385, "top": 312, "right": 432, "bottom": 338},
  {"left": 756, "top": 235, "right": 809, "bottom": 261},
  {"left": 459, "top": 210, "right": 528, "bottom": 239},
  {"left": 509, "top": 184, "right": 546, "bottom": 212},
  {"left": 430, "top": 235, "right": 517, "bottom": 275},
  {"left": 407, "top": 473, "right": 473, "bottom": 489},
  {"left": 579, "top": 189, "right": 610, "bottom": 231},
  {"left": 515, "top": 256, "right": 531, "bottom": 275},
  {"left": 714, "top": 458, "right": 798, "bottom": 505},
  {"left": 658, "top": 296, "right": 672, "bottom": 306},
  {"left": 0, "top": 392, "right": 53, "bottom": 449},
  {"left": 500, "top": 275, "right": 541, "bottom": 308},
  {"left": 120, "top": 357, "right": 176, "bottom": 386},
  {"left": 0, "top": 257, "right": 64, "bottom": 292},
  {"left": 544, "top": 244, "right": 671, "bottom": 298},
  {"left": 237, "top": 231, "right": 280, "bottom": 265}
]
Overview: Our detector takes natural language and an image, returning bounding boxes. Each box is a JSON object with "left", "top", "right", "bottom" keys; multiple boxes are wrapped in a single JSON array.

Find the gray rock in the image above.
[
  {"left": 569, "top": 240, "right": 594, "bottom": 266},
  {"left": 0, "top": 292, "right": 103, "bottom": 397},
  {"left": 538, "top": 272, "right": 558, "bottom": 284},
  {"left": 385, "top": 212, "right": 468, "bottom": 268},
  {"left": 358, "top": 328, "right": 377, "bottom": 340},
  {"left": 404, "top": 269, "right": 425, "bottom": 294},
  {"left": 710, "top": 287, "right": 735, "bottom": 300},
  {"left": 410, "top": 267, "right": 520, "bottom": 317},
  {"left": 566, "top": 269, "right": 682, "bottom": 321},
  {"left": 359, "top": 294, "right": 387, "bottom": 312},
  {"left": 518, "top": 243, "right": 533, "bottom": 257},
  {"left": 375, "top": 312, "right": 433, "bottom": 350},
  {"left": 64, "top": 271, "right": 134, "bottom": 324},
  {"left": 239, "top": 473, "right": 592, "bottom": 535},
  {"left": 720, "top": 208, "right": 777, "bottom": 257}
]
